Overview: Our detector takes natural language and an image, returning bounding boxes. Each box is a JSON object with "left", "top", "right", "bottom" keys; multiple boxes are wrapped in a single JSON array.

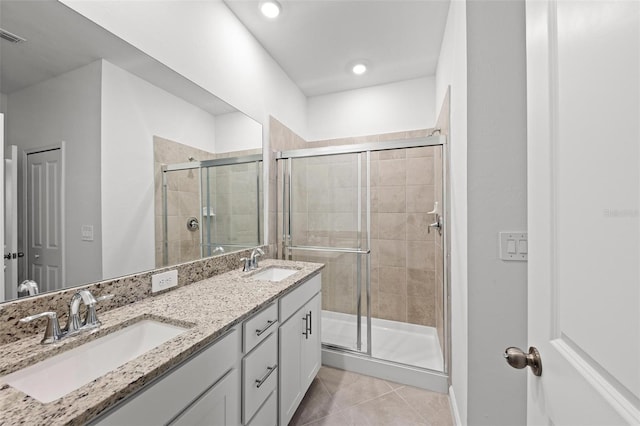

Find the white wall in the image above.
[
  {"left": 0, "top": 93, "right": 7, "bottom": 114},
  {"left": 6, "top": 61, "right": 103, "bottom": 287},
  {"left": 60, "top": 0, "right": 307, "bottom": 136},
  {"left": 100, "top": 60, "right": 218, "bottom": 279},
  {"left": 435, "top": 0, "right": 468, "bottom": 423},
  {"left": 215, "top": 111, "right": 263, "bottom": 154},
  {"left": 306, "top": 76, "right": 436, "bottom": 140},
  {"left": 465, "top": 1, "right": 527, "bottom": 424},
  {"left": 61, "top": 0, "right": 308, "bottom": 246}
]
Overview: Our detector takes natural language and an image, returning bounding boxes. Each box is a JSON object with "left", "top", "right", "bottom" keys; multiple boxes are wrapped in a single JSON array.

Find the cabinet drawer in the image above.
[
  {"left": 93, "top": 328, "right": 240, "bottom": 425},
  {"left": 242, "top": 333, "right": 278, "bottom": 423},
  {"left": 247, "top": 390, "right": 277, "bottom": 426},
  {"left": 243, "top": 302, "right": 278, "bottom": 353},
  {"left": 279, "top": 273, "right": 321, "bottom": 323}
]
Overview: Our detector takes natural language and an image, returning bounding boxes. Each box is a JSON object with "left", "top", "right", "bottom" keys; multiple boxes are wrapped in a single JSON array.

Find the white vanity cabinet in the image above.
[
  {"left": 89, "top": 271, "right": 322, "bottom": 426},
  {"left": 278, "top": 274, "right": 322, "bottom": 426},
  {"left": 91, "top": 328, "right": 241, "bottom": 426}
]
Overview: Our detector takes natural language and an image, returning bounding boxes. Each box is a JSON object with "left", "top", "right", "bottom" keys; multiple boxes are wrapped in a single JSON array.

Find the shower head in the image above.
[{"left": 188, "top": 156, "right": 197, "bottom": 162}]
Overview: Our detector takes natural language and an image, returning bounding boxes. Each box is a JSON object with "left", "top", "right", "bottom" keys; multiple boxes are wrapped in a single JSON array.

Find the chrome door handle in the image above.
[
  {"left": 504, "top": 346, "right": 542, "bottom": 376},
  {"left": 256, "top": 319, "right": 276, "bottom": 336},
  {"left": 302, "top": 315, "right": 309, "bottom": 339},
  {"left": 306, "top": 311, "right": 312, "bottom": 335},
  {"left": 255, "top": 365, "right": 277, "bottom": 388}
]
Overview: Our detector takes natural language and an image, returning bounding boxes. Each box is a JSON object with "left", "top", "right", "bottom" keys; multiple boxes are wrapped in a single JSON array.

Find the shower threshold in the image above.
[{"left": 321, "top": 310, "right": 444, "bottom": 372}]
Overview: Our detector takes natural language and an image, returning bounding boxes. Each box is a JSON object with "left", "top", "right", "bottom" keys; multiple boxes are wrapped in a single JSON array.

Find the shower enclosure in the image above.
[
  {"left": 276, "top": 135, "right": 449, "bottom": 391},
  {"left": 160, "top": 154, "right": 262, "bottom": 266}
]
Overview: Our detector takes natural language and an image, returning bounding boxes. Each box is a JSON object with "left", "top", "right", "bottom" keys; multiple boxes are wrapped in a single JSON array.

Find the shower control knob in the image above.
[{"left": 504, "top": 346, "right": 542, "bottom": 376}]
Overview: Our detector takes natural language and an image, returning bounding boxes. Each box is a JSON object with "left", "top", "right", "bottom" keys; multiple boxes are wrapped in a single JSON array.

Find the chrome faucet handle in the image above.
[
  {"left": 66, "top": 290, "right": 98, "bottom": 333},
  {"left": 20, "top": 311, "right": 64, "bottom": 344},
  {"left": 84, "top": 294, "right": 114, "bottom": 327},
  {"left": 240, "top": 257, "right": 252, "bottom": 272},
  {"left": 251, "top": 247, "right": 265, "bottom": 269}
]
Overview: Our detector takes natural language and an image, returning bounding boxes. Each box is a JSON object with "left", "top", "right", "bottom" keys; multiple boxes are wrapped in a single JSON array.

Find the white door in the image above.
[
  {"left": 26, "top": 149, "right": 63, "bottom": 293},
  {"left": 4, "top": 145, "right": 18, "bottom": 300},
  {"left": 525, "top": 0, "right": 640, "bottom": 424}
]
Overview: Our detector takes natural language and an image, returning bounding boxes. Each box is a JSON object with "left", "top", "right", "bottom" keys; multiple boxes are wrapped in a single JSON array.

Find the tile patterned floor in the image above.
[{"left": 290, "top": 366, "right": 454, "bottom": 426}]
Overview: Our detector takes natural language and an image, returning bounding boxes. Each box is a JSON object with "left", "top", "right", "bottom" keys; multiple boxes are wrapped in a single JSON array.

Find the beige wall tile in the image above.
[
  {"left": 379, "top": 267, "right": 407, "bottom": 295},
  {"left": 406, "top": 184, "right": 434, "bottom": 213},
  {"left": 407, "top": 269, "right": 435, "bottom": 299},
  {"left": 406, "top": 156, "right": 434, "bottom": 185},
  {"left": 378, "top": 239, "right": 406, "bottom": 267},
  {"left": 407, "top": 296, "right": 435, "bottom": 326},
  {"left": 407, "top": 240, "right": 435, "bottom": 271},
  {"left": 378, "top": 159, "right": 406, "bottom": 186},
  {"left": 406, "top": 213, "right": 433, "bottom": 241},
  {"left": 378, "top": 292, "right": 407, "bottom": 322},
  {"left": 377, "top": 186, "right": 406, "bottom": 213},
  {"left": 378, "top": 213, "right": 407, "bottom": 240}
]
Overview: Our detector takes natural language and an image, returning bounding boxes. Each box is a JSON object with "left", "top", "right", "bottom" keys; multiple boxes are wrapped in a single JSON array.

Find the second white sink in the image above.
[
  {"left": 0, "top": 319, "right": 187, "bottom": 403},
  {"left": 252, "top": 267, "right": 297, "bottom": 282}
]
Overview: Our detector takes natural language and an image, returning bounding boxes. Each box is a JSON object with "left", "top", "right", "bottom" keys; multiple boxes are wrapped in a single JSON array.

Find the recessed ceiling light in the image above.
[
  {"left": 352, "top": 63, "right": 367, "bottom": 75},
  {"left": 260, "top": 0, "right": 281, "bottom": 18}
]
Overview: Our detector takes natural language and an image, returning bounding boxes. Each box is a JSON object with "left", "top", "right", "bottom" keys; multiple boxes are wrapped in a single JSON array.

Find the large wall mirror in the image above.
[{"left": 0, "top": 1, "right": 263, "bottom": 302}]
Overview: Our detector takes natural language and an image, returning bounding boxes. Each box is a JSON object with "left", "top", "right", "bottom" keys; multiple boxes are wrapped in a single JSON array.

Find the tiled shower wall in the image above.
[
  {"left": 153, "top": 136, "right": 261, "bottom": 267},
  {"left": 270, "top": 118, "right": 443, "bottom": 329}
]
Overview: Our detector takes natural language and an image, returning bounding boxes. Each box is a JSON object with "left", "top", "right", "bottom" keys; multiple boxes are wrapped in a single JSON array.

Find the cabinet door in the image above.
[
  {"left": 278, "top": 308, "right": 305, "bottom": 426},
  {"left": 170, "top": 369, "right": 240, "bottom": 426},
  {"left": 301, "top": 293, "right": 321, "bottom": 391}
]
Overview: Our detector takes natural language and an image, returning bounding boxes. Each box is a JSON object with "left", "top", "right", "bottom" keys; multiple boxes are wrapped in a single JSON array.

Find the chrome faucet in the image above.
[
  {"left": 250, "top": 247, "right": 265, "bottom": 269},
  {"left": 240, "top": 247, "right": 265, "bottom": 272},
  {"left": 20, "top": 290, "right": 113, "bottom": 344},
  {"left": 66, "top": 290, "right": 98, "bottom": 334}
]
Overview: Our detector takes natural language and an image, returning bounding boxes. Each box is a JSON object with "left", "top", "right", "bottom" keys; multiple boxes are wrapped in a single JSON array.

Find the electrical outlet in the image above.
[{"left": 152, "top": 270, "right": 178, "bottom": 293}]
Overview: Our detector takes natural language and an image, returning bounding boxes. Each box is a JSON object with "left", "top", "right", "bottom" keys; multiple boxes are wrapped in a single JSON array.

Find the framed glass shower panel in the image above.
[
  {"left": 200, "top": 161, "right": 262, "bottom": 256},
  {"left": 283, "top": 152, "right": 370, "bottom": 353}
]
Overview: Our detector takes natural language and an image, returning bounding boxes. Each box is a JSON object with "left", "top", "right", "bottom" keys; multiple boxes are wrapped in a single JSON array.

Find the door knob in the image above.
[{"left": 504, "top": 346, "right": 542, "bottom": 376}]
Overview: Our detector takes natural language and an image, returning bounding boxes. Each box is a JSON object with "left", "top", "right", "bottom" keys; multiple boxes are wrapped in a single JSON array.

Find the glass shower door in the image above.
[{"left": 281, "top": 152, "right": 370, "bottom": 353}]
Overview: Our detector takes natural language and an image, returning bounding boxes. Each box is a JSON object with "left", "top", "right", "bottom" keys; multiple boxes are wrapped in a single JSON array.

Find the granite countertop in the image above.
[{"left": 0, "top": 259, "right": 323, "bottom": 425}]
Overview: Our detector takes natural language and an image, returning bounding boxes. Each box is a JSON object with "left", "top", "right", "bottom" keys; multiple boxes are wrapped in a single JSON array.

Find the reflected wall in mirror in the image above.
[{"left": 0, "top": 1, "right": 263, "bottom": 302}]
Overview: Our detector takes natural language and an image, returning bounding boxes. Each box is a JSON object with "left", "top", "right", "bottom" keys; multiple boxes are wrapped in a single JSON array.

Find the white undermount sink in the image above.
[
  {"left": 0, "top": 319, "right": 187, "bottom": 403},
  {"left": 251, "top": 267, "right": 298, "bottom": 282}
]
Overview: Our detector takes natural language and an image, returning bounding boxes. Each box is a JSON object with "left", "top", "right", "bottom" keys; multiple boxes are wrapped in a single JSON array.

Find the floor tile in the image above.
[
  {"left": 339, "top": 391, "right": 426, "bottom": 425},
  {"left": 317, "top": 366, "right": 395, "bottom": 407},
  {"left": 395, "top": 386, "right": 453, "bottom": 426},
  {"left": 289, "top": 378, "right": 341, "bottom": 426},
  {"left": 292, "top": 367, "right": 453, "bottom": 426}
]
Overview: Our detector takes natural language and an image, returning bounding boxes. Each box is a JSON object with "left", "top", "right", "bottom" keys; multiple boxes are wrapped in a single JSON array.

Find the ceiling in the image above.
[
  {"left": 0, "top": 1, "right": 236, "bottom": 115},
  {"left": 224, "top": 0, "right": 451, "bottom": 97}
]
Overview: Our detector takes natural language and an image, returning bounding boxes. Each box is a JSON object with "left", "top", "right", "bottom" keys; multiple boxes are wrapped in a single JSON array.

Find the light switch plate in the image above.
[
  {"left": 499, "top": 232, "right": 528, "bottom": 261},
  {"left": 152, "top": 270, "right": 178, "bottom": 293},
  {"left": 81, "top": 225, "right": 94, "bottom": 242}
]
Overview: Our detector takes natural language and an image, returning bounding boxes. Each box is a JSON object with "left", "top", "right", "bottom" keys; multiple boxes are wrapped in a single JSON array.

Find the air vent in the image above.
[{"left": 0, "top": 28, "right": 26, "bottom": 44}]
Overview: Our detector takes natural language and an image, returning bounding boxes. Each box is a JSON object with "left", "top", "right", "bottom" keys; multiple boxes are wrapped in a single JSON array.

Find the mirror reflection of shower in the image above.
[{"left": 160, "top": 154, "right": 262, "bottom": 266}]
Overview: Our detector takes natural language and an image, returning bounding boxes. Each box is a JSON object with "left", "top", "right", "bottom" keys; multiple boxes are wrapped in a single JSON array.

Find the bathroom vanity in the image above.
[{"left": 0, "top": 259, "right": 323, "bottom": 425}]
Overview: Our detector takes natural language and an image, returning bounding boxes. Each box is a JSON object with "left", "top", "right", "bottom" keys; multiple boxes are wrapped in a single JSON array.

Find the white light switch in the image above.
[
  {"left": 81, "top": 225, "right": 94, "bottom": 242},
  {"left": 518, "top": 239, "right": 528, "bottom": 254},
  {"left": 499, "top": 232, "right": 527, "bottom": 261}
]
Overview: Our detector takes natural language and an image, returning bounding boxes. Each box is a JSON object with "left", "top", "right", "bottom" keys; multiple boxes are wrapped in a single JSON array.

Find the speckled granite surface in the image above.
[
  {"left": 0, "top": 247, "right": 261, "bottom": 345},
  {"left": 0, "top": 259, "right": 323, "bottom": 425}
]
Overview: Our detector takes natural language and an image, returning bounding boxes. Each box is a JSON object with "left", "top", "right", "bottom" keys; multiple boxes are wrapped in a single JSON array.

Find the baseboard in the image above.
[{"left": 449, "top": 385, "right": 463, "bottom": 426}]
